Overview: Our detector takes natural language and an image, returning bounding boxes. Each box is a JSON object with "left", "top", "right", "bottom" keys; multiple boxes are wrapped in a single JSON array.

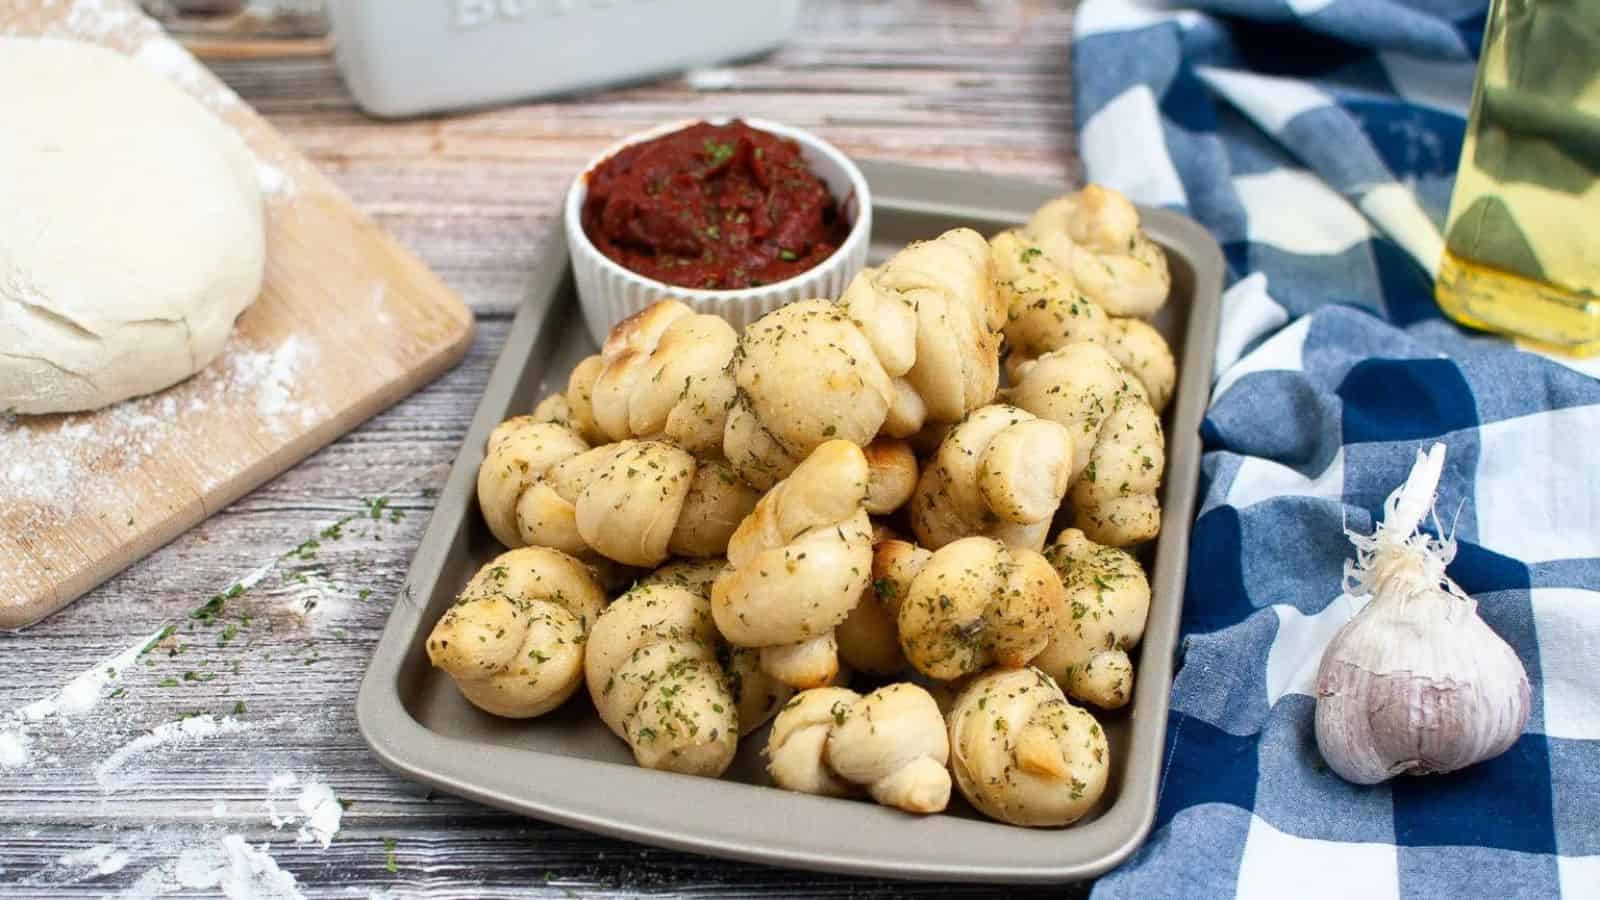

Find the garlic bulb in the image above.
[{"left": 1314, "top": 443, "right": 1530, "bottom": 786}]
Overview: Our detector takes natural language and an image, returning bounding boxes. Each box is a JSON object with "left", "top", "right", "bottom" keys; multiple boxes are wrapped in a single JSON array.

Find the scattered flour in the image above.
[
  {"left": 61, "top": 0, "right": 139, "bottom": 37},
  {"left": 0, "top": 730, "right": 31, "bottom": 770},
  {"left": 295, "top": 781, "right": 343, "bottom": 849},
  {"left": 165, "top": 835, "right": 305, "bottom": 900},
  {"left": 370, "top": 283, "right": 391, "bottom": 326},
  {"left": 121, "top": 866, "right": 168, "bottom": 900},
  {"left": 264, "top": 773, "right": 344, "bottom": 849},
  {"left": 95, "top": 715, "right": 253, "bottom": 789},
  {"left": 39, "top": 1, "right": 244, "bottom": 113},
  {"left": 265, "top": 773, "right": 300, "bottom": 829},
  {"left": 0, "top": 333, "right": 322, "bottom": 530},
  {"left": 0, "top": 406, "right": 168, "bottom": 513},
  {"left": 38, "top": 773, "right": 339, "bottom": 893},
  {"left": 255, "top": 160, "right": 298, "bottom": 199},
  {"left": 175, "top": 843, "right": 226, "bottom": 888},
  {"left": 112, "top": 833, "right": 306, "bottom": 900},
  {"left": 226, "top": 335, "right": 316, "bottom": 428},
  {"left": 217, "top": 835, "right": 306, "bottom": 900},
  {"left": 18, "top": 626, "right": 165, "bottom": 724},
  {"left": 237, "top": 559, "right": 279, "bottom": 593},
  {"left": 0, "top": 627, "right": 166, "bottom": 772},
  {"left": 58, "top": 843, "right": 132, "bottom": 876},
  {"left": 132, "top": 38, "right": 200, "bottom": 87}
]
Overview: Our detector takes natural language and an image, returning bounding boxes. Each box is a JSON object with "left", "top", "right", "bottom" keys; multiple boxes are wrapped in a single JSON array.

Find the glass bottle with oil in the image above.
[{"left": 1435, "top": 0, "right": 1600, "bottom": 354}]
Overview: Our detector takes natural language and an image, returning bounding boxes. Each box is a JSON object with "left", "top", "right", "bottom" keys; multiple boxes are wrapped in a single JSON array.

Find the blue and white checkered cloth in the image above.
[{"left": 1072, "top": 2, "right": 1600, "bottom": 897}]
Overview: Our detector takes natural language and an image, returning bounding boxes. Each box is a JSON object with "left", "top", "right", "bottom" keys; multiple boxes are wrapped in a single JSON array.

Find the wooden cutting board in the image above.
[{"left": 0, "top": 0, "right": 475, "bottom": 629}]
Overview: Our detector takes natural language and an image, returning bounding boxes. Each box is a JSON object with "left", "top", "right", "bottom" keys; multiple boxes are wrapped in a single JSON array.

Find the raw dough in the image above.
[{"left": 0, "top": 38, "right": 265, "bottom": 415}]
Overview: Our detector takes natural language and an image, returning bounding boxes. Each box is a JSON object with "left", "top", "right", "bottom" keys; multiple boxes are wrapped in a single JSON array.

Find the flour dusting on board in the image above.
[
  {"left": 132, "top": 37, "right": 200, "bottom": 87},
  {"left": 46, "top": 0, "right": 241, "bottom": 112},
  {"left": 0, "top": 333, "right": 323, "bottom": 540},
  {"left": 61, "top": 0, "right": 139, "bottom": 37},
  {"left": 0, "top": 406, "right": 167, "bottom": 511},
  {"left": 256, "top": 160, "right": 299, "bottom": 199},
  {"left": 227, "top": 335, "right": 319, "bottom": 428},
  {"left": 370, "top": 283, "right": 392, "bottom": 325}
]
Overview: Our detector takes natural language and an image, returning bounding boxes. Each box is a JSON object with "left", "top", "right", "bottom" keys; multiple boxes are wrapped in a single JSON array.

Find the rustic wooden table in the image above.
[{"left": 0, "top": 2, "right": 1093, "bottom": 896}]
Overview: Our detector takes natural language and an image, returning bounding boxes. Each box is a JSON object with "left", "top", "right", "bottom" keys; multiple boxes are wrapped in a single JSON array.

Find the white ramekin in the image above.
[{"left": 565, "top": 117, "right": 872, "bottom": 345}]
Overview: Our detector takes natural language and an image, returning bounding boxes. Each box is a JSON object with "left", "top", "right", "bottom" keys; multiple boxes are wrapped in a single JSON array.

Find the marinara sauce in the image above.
[{"left": 581, "top": 120, "right": 852, "bottom": 290}]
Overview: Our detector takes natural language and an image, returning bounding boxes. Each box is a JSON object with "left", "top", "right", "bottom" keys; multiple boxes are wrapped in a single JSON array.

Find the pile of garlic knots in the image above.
[{"left": 429, "top": 185, "right": 1173, "bottom": 829}]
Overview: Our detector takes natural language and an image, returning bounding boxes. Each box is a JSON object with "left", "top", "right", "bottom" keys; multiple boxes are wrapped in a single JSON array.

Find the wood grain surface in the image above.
[
  {"left": 0, "top": 0, "right": 475, "bottom": 629},
  {"left": 0, "top": 1, "right": 1091, "bottom": 896}
]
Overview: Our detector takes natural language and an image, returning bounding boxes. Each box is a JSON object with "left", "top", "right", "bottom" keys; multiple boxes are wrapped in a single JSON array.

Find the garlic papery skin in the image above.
[{"left": 1313, "top": 443, "right": 1531, "bottom": 786}]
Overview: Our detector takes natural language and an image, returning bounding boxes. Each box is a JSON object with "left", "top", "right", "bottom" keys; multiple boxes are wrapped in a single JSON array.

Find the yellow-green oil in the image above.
[{"left": 1435, "top": 0, "right": 1600, "bottom": 354}]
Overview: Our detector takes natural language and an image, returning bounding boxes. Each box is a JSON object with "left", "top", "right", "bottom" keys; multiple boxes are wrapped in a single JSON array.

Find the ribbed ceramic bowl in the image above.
[{"left": 564, "top": 117, "right": 871, "bottom": 345}]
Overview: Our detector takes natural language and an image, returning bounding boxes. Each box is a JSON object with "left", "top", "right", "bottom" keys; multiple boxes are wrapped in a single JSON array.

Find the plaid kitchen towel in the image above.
[{"left": 1072, "top": 1, "right": 1600, "bottom": 897}]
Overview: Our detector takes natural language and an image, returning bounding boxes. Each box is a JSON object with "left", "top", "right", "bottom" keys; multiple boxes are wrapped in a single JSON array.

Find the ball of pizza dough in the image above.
[{"left": 0, "top": 37, "right": 265, "bottom": 415}]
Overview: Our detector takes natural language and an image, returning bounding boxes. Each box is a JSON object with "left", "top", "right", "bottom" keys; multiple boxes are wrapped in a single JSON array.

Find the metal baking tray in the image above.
[{"left": 357, "top": 160, "right": 1224, "bottom": 883}]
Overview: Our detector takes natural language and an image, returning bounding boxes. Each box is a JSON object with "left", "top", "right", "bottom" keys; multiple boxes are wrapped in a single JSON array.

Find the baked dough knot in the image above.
[
  {"left": 766, "top": 683, "right": 952, "bottom": 814},
  {"left": 584, "top": 581, "right": 739, "bottom": 777},
  {"left": 990, "top": 226, "right": 1175, "bottom": 413},
  {"left": 1018, "top": 184, "right": 1171, "bottom": 320},
  {"left": 426, "top": 547, "right": 607, "bottom": 719},
  {"left": 1006, "top": 342, "right": 1166, "bottom": 548},
  {"left": 839, "top": 227, "right": 1006, "bottom": 437},
  {"left": 947, "top": 667, "right": 1110, "bottom": 827},
  {"left": 638, "top": 558, "right": 795, "bottom": 736},
  {"left": 565, "top": 299, "right": 738, "bottom": 455},
  {"left": 1033, "top": 528, "right": 1151, "bottom": 710},
  {"left": 711, "top": 440, "right": 874, "bottom": 689},
  {"left": 476, "top": 416, "right": 759, "bottom": 567},
  {"left": 894, "top": 536, "right": 1066, "bottom": 681},
  {"left": 910, "top": 404, "right": 1074, "bottom": 552}
]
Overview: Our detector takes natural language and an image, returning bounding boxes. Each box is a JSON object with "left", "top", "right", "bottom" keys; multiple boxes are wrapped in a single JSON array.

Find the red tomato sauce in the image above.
[{"left": 581, "top": 120, "right": 852, "bottom": 290}]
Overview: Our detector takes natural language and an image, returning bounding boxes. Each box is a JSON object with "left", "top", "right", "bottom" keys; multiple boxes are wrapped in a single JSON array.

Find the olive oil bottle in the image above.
[{"left": 1435, "top": 0, "right": 1600, "bottom": 354}]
